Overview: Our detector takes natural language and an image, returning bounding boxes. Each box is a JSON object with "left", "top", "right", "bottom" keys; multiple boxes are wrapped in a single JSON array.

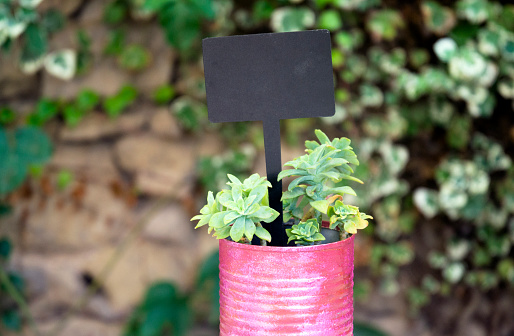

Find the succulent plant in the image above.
[
  {"left": 285, "top": 219, "right": 325, "bottom": 246},
  {"left": 192, "top": 174, "right": 279, "bottom": 244}
]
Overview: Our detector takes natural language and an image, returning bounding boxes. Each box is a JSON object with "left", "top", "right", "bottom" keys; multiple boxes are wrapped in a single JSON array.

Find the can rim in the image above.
[{"left": 219, "top": 234, "right": 354, "bottom": 252}]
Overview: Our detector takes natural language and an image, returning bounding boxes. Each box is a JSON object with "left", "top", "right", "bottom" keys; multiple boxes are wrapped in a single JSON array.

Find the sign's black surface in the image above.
[{"left": 202, "top": 30, "right": 335, "bottom": 123}]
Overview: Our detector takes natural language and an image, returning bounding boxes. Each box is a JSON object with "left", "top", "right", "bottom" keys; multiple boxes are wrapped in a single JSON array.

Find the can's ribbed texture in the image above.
[{"left": 219, "top": 235, "right": 354, "bottom": 336}]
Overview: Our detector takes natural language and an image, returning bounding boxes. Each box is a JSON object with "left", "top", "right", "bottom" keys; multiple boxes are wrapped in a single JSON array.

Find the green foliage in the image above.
[
  {"left": 143, "top": 0, "right": 215, "bottom": 52},
  {"left": 118, "top": 44, "right": 151, "bottom": 71},
  {"left": 123, "top": 251, "right": 225, "bottom": 334},
  {"left": 76, "top": 29, "right": 93, "bottom": 74},
  {"left": 0, "top": 0, "right": 74, "bottom": 78},
  {"left": 0, "top": 108, "right": 15, "bottom": 125},
  {"left": 0, "top": 238, "right": 12, "bottom": 260},
  {"left": 27, "top": 99, "right": 59, "bottom": 126},
  {"left": 354, "top": 321, "right": 389, "bottom": 336},
  {"left": 104, "top": 0, "right": 129, "bottom": 25},
  {"left": 104, "top": 29, "right": 125, "bottom": 56},
  {"left": 270, "top": 7, "right": 315, "bottom": 32},
  {"left": 286, "top": 218, "right": 325, "bottom": 246},
  {"left": 56, "top": 170, "right": 74, "bottom": 190},
  {"left": 171, "top": 97, "right": 207, "bottom": 132},
  {"left": 279, "top": 129, "right": 370, "bottom": 237},
  {"left": 197, "top": 147, "right": 255, "bottom": 193},
  {"left": 192, "top": 174, "right": 279, "bottom": 243},
  {"left": 103, "top": 85, "right": 138, "bottom": 118},
  {"left": 152, "top": 84, "right": 175, "bottom": 105},
  {"left": 0, "top": 126, "right": 52, "bottom": 195},
  {"left": 367, "top": 10, "right": 404, "bottom": 41},
  {"left": 123, "top": 282, "right": 190, "bottom": 336},
  {"left": 318, "top": 10, "right": 342, "bottom": 31},
  {"left": 194, "top": 251, "right": 220, "bottom": 324},
  {"left": 0, "top": 236, "right": 24, "bottom": 332}
]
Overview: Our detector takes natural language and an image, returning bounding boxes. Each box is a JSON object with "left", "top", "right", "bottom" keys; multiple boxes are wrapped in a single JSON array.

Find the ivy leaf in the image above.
[
  {"left": 118, "top": 44, "right": 151, "bottom": 71},
  {"left": 413, "top": 188, "right": 440, "bottom": 218},
  {"left": 75, "top": 89, "right": 100, "bottom": 112},
  {"left": 20, "top": 23, "right": 47, "bottom": 63},
  {"left": 0, "top": 237, "right": 12, "bottom": 259},
  {"left": 159, "top": 2, "right": 202, "bottom": 52},
  {"left": 44, "top": 49, "right": 77, "bottom": 80},
  {"left": 143, "top": 0, "right": 173, "bottom": 12},
  {"left": 14, "top": 126, "right": 52, "bottom": 165},
  {"left": 270, "top": 7, "right": 315, "bottom": 33},
  {"left": 1, "top": 310, "right": 21, "bottom": 331},
  {"left": 103, "top": 85, "right": 138, "bottom": 118},
  {"left": 434, "top": 38, "right": 458, "bottom": 62},
  {"left": 40, "top": 9, "right": 65, "bottom": 33}
]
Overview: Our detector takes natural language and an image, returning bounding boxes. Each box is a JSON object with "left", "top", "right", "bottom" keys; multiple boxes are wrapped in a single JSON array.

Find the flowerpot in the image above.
[{"left": 219, "top": 235, "right": 355, "bottom": 335}]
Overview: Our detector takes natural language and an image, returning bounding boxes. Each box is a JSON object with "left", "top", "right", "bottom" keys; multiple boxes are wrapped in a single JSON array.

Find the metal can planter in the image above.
[{"left": 219, "top": 235, "right": 354, "bottom": 336}]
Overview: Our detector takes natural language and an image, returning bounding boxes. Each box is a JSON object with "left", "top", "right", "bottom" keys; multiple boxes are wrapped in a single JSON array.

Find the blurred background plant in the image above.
[{"left": 0, "top": 0, "right": 513, "bottom": 335}]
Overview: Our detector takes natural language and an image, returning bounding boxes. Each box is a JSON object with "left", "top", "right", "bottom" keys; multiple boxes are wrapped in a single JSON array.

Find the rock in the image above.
[
  {"left": 115, "top": 133, "right": 195, "bottom": 197},
  {"left": 19, "top": 265, "right": 47, "bottom": 300},
  {"left": 188, "top": 326, "right": 220, "bottom": 336},
  {"left": 21, "top": 251, "right": 94, "bottom": 320},
  {"left": 50, "top": 144, "right": 119, "bottom": 182},
  {"left": 38, "top": 0, "right": 82, "bottom": 15},
  {"left": 59, "top": 111, "right": 147, "bottom": 142},
  {"left": 84, "top": 239, "right": 197, "bottom": 311},
  {"left": 126, "top": 24, "right": 174, "bottom": 95},
  {"left": 142, "top": 203, "right": 194, "bottom": 244},
  {"left": 79, "top": 0, "right": 106, "bottom": 24},
  {"left": 150, "top": 108, "right": 181, "bottom": 139},
  {"left": 38, "top": 317, "right": 121, "bottom": 336},
  {"left": 195, "top": 131, "right": 224, "bottom": 157},
  {"left": 459, "top": 321, "right": 486, "bottom": 336},
  {"left": 47, "top": 23, "right": 109, "bottom": 57},
  {"left": 176, "top": 61, "right": 206, "bottom": 100},
  {"left": 6, "top": 180, "right": 132, "bottom": 252},
  {"left": 354, "top": 290, "right": 410, "bottom": 336},
  {"left": 43, "top": 58, "right": 130, "bottom": 99},
  {"left": 43, "top": 23, "right": 173, "bottom": 99},
  {"left": 0, "top": 53, "right": 38, "bottom": 99},
  {"left": 194, "top": 226, "right": 220, "bottom": 265},
  {"left": 21, "top": 250, "right": 128, "bottom": 322}
]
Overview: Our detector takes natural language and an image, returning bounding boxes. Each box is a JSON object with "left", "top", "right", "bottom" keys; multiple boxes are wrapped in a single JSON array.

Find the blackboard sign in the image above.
[{"left": 202, "top": 30, "right": 335, "bottom": 246}]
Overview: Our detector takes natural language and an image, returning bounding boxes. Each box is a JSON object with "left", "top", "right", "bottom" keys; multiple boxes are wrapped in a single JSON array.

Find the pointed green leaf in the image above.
[
  {"left": 282, "top": 187, "right": 305, "bottom": 200},
  {"left": 321, "top": 186, "right": 357, "bottom": 197},
  {"left": 278, "top": 169, "right": 308, "bottom": 181},
  {"left": 315, "top": 129, "right": 331, "bottom": 144},
  {"left": 248, "top": 185, "right": 267, "bottom": 205},
  {"left": 288, "top": 176, "right": 315, "bottom": 190},
  {"left": 230, "top": 216, "right": 245, "bottom": 242},
  {"left": 209, "top": 211, "right": 227, "bottom": 229},
  {"left": 255, "top": 226, "right": 271, "bottom": 242},
  {"left": 227, "top": 174, "right": 241, "bottom": 185},
  {"left": 310, "top": 200, "right": 330, "bottom": 214},
  {"left": 245, "top": 218, "right": 256, "bottom": 241},
  {"left": 224, "top": 211, "right": 241, "bottom": 225}
]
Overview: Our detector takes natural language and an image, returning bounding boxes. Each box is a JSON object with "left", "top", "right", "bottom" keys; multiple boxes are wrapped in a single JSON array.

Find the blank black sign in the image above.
[{"left": 202, "top": 30, "right": 335, "bottom": 123}]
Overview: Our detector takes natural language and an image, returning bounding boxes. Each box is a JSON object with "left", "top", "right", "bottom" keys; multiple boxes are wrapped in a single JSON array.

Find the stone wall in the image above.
[{"left": 0, "top": 1, "right": 224, "bottom": 334}]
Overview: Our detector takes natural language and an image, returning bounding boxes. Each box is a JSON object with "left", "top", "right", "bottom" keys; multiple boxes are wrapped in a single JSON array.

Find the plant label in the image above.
[{"left": 203, "top": 30, "right": 335, "bottom": 246}]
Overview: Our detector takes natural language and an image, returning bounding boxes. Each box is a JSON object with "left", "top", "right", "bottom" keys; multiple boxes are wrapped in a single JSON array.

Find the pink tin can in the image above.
[{"left": 219, "top": 235, "right": 355, "bottom": 336}]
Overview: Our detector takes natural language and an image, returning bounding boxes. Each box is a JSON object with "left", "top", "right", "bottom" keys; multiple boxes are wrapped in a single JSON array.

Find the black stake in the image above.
[
  {"left": 202, "top": 30, "right": 335, "bottom": 246},
  {"left": 262, "top": 118, "right": 286, "bottom": 246}
]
